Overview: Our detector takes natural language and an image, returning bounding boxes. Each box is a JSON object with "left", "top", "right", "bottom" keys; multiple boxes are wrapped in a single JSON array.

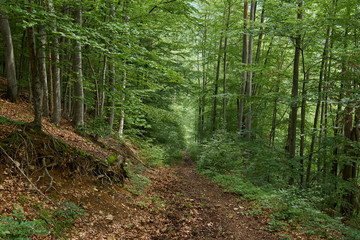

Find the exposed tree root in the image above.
[{"left": 0, "top": 124, "right": 128, "bottom": 188}]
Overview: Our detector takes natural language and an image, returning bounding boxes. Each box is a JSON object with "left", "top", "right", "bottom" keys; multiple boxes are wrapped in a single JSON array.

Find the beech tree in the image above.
[{"left": 0, "top": 0, "right": 17, "bottom": 102}]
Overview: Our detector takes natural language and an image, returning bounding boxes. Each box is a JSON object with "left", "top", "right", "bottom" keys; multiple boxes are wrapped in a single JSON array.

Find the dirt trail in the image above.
[{"left": 140, "top": 161, "right": 277, "bottom": 240}]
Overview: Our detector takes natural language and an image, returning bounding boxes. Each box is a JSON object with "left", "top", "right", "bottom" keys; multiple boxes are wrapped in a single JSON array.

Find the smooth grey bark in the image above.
[
  {"left": 299, "top": 50, "right": 308, "bottom": 186},
  {"left": 49, "top": 0, "right": 61, "bottom": 125},
  {"left": 0, "top": 1, "right": 17, "bottom": 102},
  {"left": 108, "top": 58, "right": 115, "bottom": 129},
  {"left": 245, "top": 0, "right": 256, "bottom": 139},
  {"left": 212, "top": 8, "right": 226, "bottom": 132},
  {"left": 73, "top": 7, "right": 84, "bottom": 127},
  {"left": 108, "top": 4, "right": 116, "bottom": 130},
  {"left": 252, "top": 0, "right": 265, "bottom": 96},
  {"left": 27, "top": 24, "right": 42, "bottom": 127},
  {"left": 39, "top": 25, "right": 49, "bottom": 117},
  {"left": 222, "top": 2, "right": 231, "bottom": 129},
  {"left": 200, "top": 14, "right": 207, "bottom": 141},
  {"left": 99, "top": 55, "right": 107, "bottom": 120},
  {"left": 118, "top": 70, "right": 127, "bottom": 138},
  {"left": 238, "top": 0, "right": 248, "bottom": 133},
  {"left": 286, "top": 0, "right": 302, "bottom": 185}
]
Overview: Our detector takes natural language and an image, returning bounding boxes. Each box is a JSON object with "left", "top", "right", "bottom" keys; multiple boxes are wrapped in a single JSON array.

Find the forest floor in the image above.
[{"left": 0, "top": 96, "right": 308, "bottom": 239}]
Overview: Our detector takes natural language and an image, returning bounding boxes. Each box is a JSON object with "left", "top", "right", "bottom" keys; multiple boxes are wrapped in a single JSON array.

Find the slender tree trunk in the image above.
[
  {"left": 27, "top": 13, "right": 42, "bottom": 128},
  {"left": 48, "top": 47, "right": 53, "bottom": 114},
  {"left": 0, "top": 0, "right": 17, "bottom": 102},
  {"left": 108, "top": 5, "right": 116, "bottom": 131},
  {"left": 212, "top": 8, "right": 226, "bottom": 132},
  {"left": 286, "top": 0, "right": 302, "bottom": 185},
  {"left": 73, "top": 7, "right": 84, "bottom": 127},
  {"left": 99, "top": 55, "right": 107, "bottom": 121},
  {"left": 252, "top": 0, "right": 265, "bottom": 96},
  {"left": 39, "top": 24, "right": 49, "bottom": 117},
  {"left": 108, "top": 58, "right": 115, "bottom": 129},
  {"left": 238, "top": 0, "right": 248, "bottom": 133},
  {"left": 200, "top": 14, "right": 207, "bottom": 141},
  {"left": 299, "top": 50, "right": 308, "bottom": 186},
  {"left": 222, "top": 2, "right": 231, "bottom": 129},
  {"left": 118, "top": 70, "right": 127, "bottom": 138},
  {"left": 49, "top": 0, "right": 61, "bottom": 125},
  {"left": 306, "top": 27, "right": 331, "bottom": 186},
  {"left": 245, "top": 0, "right": 256, "bottom": 139}
]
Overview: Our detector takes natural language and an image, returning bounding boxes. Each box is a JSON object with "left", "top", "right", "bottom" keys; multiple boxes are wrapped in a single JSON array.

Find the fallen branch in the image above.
[{"left": 0, "top": 145, "right": 56, "bottom": 205}]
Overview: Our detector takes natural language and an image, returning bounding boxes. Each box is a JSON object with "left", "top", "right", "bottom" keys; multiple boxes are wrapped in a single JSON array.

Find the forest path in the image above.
[{"left": 133, "top": 156, "right": 278, "bottom": 240}]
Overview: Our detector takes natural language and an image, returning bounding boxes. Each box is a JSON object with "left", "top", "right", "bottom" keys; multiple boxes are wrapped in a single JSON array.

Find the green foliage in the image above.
[
  {"left": 78, "top": 116, "right": 112, "bottom": 138},
  {"left": 197, "top": 132, "right": 289, "bottom": 187},
  {"left": 126, "top": 164, "right": 151, "bottom": 196},
  {"left": 34, "top": 201, "right": 86, "bottom": 238},
  {"left": 194, "top": 132, "right": 360, "bottom": 238},
  {"left": 0, "top": 205, "right": 49, "bottom": 239},
  {"left": 0, "top": 116, "right": 26, "bottom": 125},
  {"left": 135, "top": 139, "right": 168, "bottom": 167}
]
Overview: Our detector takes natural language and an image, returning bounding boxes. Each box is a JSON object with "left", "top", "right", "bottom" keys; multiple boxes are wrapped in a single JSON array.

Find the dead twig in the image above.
[{"left": 0, "top": 145, "right": 57, "bottom": 206}]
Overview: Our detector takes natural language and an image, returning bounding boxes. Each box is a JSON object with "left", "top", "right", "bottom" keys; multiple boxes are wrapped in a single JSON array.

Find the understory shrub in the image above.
[
  {"left": 0, "top": 205, "right": 49, "bottom": 239},
  {"left": 193, "top": 132, "right": 360, "bottom": 239}
]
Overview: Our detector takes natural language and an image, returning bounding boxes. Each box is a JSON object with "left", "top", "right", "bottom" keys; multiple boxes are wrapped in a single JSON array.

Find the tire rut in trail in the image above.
[{"left": 148, "top": 163, "right": 278, "bottom": 240}]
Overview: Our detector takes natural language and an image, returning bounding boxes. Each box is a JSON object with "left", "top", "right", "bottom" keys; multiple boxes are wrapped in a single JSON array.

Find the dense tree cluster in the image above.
[
  {"left": 193, "top": 0, "right": 360, "bottom": 218},
  {"left": 1, "top": 0, "right": 360, "bottom": 223}
]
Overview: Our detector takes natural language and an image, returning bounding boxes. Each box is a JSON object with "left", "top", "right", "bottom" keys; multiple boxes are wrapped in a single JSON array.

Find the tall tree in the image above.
[
  {"left": 73, "top": 6, "right": 84, "bottom": 127},
  {"left": 286, "top": 0, "right": 302, "bottom": 184},
  {"left": 49, "top": 0, "right": 61, "bottom": 125},
  {"left": 212, "top": 8, "right": 226, "bottom": 132},
  {"left": 245, "top": 0, "right": 256, "bottom": 139},
  {"left": 27, "top": 2, "right": 42, "bottom": 128},
  {"left": 39, "top": 6, "right": 49, "bottom": 117},
  {"left": 222, "top": 1, "right": 231, "bottom": 129},
  {"left": 0, "top": 0, "right": 17, "bottom": 102},
  {"left": 238, "top": 0, "right": 248, "bottom": 132},
  {"left": 108, "top": 4, "right": 116, "bottom": 130}
]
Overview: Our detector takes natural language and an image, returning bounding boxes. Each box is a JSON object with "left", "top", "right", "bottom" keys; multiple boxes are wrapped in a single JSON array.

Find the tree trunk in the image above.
[
  {"left": 39, "top": 23, "right": 49, "bottom": 117},
  {"left": 238, "top": 0, "right": 248, "bottom": 133},
  {"left": 222, "top": 2, "right": 231, "bottom": 129},
  {"left": 299, "top": 50, "right": 308, "bottom": 186},
  {"left": 49, "top": 0, "right": 61, "bottom": 125},
  {"left": 0, "top": 0, "right": 17, "bottom": 102},
  {"left": 212, "top": 8, "right": 226, "bottom": 132},
  {"left": 73, "top": 7, "right": 84, "bottom": 127},
  {"left": 99, "top": 55, "right": 107, "bottom": 121},
  {"left": 245, "top": 0, "right": 256, "bottom": 139},
  {"left": 286, "top": 0, "right": 302, "bottom": 185},
  {"left": 306, "top": 27, "right": 330, "bottom": 187},
  {"left": 108, "top": 4, "right": 116, "bottom": 131},
  {"left": 118, "top": 70, "right": 127, "bottom": 138},
  {"left": 27, "top": 22, "right": 42, "bottom": 128}
]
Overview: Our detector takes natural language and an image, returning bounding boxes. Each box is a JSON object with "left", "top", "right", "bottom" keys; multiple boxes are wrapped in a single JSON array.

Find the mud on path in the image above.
[{"left": 129, "top": 162, "right": 278, "bottom": 240}]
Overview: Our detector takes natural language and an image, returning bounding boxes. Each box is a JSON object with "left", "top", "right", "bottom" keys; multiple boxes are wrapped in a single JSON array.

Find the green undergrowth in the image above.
[
  {"left": 190, "top": 132, "right": 360, "bottom": 240},
  {"left": 0, "top": 202, "right": 85, "bottom": 239},
  {"left": 126, "top": 163, "right": 151, "bottom": 196},
  {"left": 0, "top": 116, "right": 26, "bottom": 125}
]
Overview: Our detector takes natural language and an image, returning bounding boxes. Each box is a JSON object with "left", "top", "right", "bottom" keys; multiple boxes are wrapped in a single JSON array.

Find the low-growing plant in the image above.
[
  {"left": 36, "top": 201, "right": 86, "bottom": 238},
  {"left": 0, "top": 205, "right": 49, "bottom": 239},
  {"left": 127, "top": 170, "right": 151, "bottom": 196}
]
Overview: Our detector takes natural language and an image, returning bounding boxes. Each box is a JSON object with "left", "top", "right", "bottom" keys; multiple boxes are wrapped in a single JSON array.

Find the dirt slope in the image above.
[{"left": 0, "top": 97, "right": 282, "bottom": 239}]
